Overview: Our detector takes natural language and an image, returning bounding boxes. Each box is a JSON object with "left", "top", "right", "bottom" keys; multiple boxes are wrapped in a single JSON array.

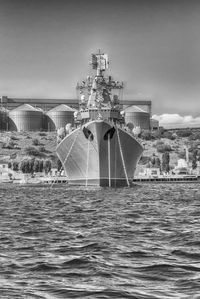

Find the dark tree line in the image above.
[
  {"left": 147, "top": 152, "right": 170, "bottom": 173},
  {"left": 162, "top": 152, "right": 170, "bottom": 173},
  {"left": 8, "top": 157, "right": 64, "bottom": 174},
  {"left": 8, "top": 158, "right": 51, "bottom": 174}
]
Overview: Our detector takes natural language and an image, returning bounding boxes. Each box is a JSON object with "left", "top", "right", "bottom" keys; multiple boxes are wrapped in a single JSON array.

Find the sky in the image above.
[{"left": 0, "top": 0, "right": 200, "bottom": 127}]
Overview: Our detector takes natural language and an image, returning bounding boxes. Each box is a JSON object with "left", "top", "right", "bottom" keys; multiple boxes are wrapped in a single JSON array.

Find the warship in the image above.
[{"left": 56, "top": 51, "right": 143, "bottom": 187}]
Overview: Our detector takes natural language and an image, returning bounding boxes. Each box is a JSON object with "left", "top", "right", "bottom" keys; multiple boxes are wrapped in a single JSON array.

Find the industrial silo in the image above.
[
  {"left": 124, "top": 106, "right": 150, "bottom": 130},
  {"left": 8, "top": 104, "right": 43, "bottom": 131},
  {"left": 46, "top": 104, "right": 75, "bottom": 131}
]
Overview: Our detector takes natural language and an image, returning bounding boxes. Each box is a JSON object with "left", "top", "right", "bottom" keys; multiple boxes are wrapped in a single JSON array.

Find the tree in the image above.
[
  {"left": 197, "top": 150, "right": 200, "bottom": 161},
  {"left": 33, "top": 159, "right": 40, "bottom": 172},
  {"left": 12, "top": 161, "right": 19, "bottom": 171},
  {"left": 28, "top": 159, "right": 35, "bottom": 174},
  {"left": 150, "top": 154, "right": 161, "bottom": 169},
  {"left": 150, "top": 154, "right": 156, "bottom": 167},
  {"left": 39, "top": 160, "right": 44, "bottom": 172},
  {"left": 162, "top": 152, "right": 170, "bottom": 173},
  {"left": 20, "top": 160, "right": 29, "bottom": 173},
  {"left": 154, "top": 157, "right": 161, "bottom": 169},
  {"left": 192, "top": 150, "right": 197, "bottom": 170},
  {"left": 44, "top": 159, "right": 51, "bottom": 174},
  {"left": 57, "top": 158, "right": 63, "bottom": 172},
  {"left": 126, "top": 122, "right": 134, "bottom": 131}
]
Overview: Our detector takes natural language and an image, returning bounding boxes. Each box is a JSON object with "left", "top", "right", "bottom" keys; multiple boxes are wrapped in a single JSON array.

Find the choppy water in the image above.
[{"left": 0, "top": 183, "right": 200, "bottom": 299}]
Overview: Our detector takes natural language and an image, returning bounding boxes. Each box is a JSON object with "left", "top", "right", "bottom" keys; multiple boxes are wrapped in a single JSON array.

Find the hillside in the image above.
[
  {"left": 0, "top": 131, "right": 58, "bottom": 166},
  {"left": 1, "top": 128, "right": 200, "bottom": 171},
  {"left": 138, "top": 128, "right": 200, "bottom": 169}
]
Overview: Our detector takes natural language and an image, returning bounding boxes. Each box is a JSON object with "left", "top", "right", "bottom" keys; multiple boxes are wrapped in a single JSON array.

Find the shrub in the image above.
[
  {"left": 188, "top": 141, "right": 200, "bottom": 153},
  {"left": 188, "top": 133, "right": 200, "bottom": 141},
  {"left": 178, "top": 151, "right": 186, "bottom": 159},
  {"left": 32, "top": 138, "right": 40, "bottom": 146},
  {"left": 38, "top": 132, "right": 47, "bottom": 136},
  {"left": 2, "top": 140, "right": 15, "bottom": 149},
  {"left": 126, "top": 122, "right": 134, "bottom": 131},
  {"left": 38, "top": 145, "right": 46, "bottom": 152},
  {"left": 176, "top": 129, "right": 193, "bottom": 137},
  {"left": 156, "top": 143, "right": 172, "bottom": 153},
  {"left": 155, "top": 140, "right": 164, "bottom": 146},
  {"left": 140, "top": 131, "right": 154, "bottom": 140},
  {"left": 12, "top": 161, "right": 19, "bottom": 171},
  {"left": 24, "top": 146, "right": 40, "bottom": 156},
  {"left": 10, "top": 135, "right": 19, "bottom": 141},
  {"left": 139, "top": 155, "right": 150, "bottom": 165},
  {"left": 162, "top": 131, "right": 176, "bottom": 140},
  {"left": 151, "top": 130, "right": 162, "bottom": 139}
]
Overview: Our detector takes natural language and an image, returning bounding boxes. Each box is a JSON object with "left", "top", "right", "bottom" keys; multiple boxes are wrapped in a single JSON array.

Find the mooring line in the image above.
[
  {"left": 85, "top": 136, "right": 90, "bottom": 187},
  {"left": 116, "top": 127, "right": 130, "bottom": 187}
]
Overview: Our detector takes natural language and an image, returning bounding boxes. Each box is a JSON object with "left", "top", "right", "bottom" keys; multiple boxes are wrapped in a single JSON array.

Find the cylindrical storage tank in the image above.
[
  {"left": 124, "top": 106, "right": 150, "bottom": 130},
  {"left": 8, "top": 104, "right": 43, "bottom": 131},
  {"left": 0, "top": 108, "right": 8, "bottom": 131},
  {"left": 46, "top": 104, "right": 75, "bottom": 131}
]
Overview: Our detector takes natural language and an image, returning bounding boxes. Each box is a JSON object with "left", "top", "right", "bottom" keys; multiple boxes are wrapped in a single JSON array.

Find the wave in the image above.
[
  {"left": 172, "top": 249, "right": 200, "bottom": 260},
  {"left": 28, "top": 262, "right": 60, "bottom": 272},
  {"left": 1, "top": 183, "right": 200, "bottom": 298}
]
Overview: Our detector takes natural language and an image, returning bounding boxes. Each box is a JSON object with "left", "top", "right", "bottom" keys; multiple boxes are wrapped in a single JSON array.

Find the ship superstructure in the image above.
[{"left": 56, "top": 51, "right": 143, "bottom": 187}]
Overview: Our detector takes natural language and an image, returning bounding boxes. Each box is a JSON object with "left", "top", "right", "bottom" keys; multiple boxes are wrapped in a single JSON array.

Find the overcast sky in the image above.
[{"left": 0, "top": 0, "right": 200, "bottom": 120}]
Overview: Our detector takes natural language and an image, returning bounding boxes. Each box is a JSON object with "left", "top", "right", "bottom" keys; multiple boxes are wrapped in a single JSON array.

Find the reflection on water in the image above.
[{"left": 0, "top": 183, "right": 200, "bottom": 298}]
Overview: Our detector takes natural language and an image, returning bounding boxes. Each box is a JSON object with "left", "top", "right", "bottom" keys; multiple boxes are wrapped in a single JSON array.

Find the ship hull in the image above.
[{"left": 56, "top": 120, "right": 143, "bottom": 187}]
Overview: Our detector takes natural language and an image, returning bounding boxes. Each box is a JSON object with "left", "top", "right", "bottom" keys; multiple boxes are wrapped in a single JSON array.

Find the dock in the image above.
[{"left": 133, "top": 175, "right": 200, "bottom": 183}]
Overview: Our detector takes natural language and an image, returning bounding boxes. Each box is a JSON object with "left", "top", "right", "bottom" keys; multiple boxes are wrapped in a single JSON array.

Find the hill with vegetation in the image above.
[
  {"left": 1, "top": 127, "right": 200, "bottom": 174},
  {"left": 0, "top": 131, "right": 58, "bottom": 174},
  {"left": 138, "top": 128, "right": 200, "bottom": 172}
]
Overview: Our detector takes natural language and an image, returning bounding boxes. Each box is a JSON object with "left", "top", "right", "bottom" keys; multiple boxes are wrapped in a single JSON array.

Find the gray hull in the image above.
[{"left": 56, "top": 120, "right": 143, "bottom": 187}]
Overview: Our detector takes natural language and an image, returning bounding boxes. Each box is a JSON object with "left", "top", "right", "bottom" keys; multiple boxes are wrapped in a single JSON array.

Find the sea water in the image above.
[{"left": 0, "top": 183, "right": 200, "bottom": 299}]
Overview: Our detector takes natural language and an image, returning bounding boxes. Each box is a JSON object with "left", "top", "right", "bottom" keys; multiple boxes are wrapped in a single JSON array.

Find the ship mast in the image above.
[
  {"left": 91, "top": 50, "right": 109, "bottom": 77},
  {"left": 76, "top": 51, "right": 124, "bottom": 123}
]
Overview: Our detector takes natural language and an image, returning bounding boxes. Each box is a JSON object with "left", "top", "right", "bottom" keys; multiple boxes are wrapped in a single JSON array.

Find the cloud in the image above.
[{"left": 152, "top": 113, "right": 200, "bottom": 129}]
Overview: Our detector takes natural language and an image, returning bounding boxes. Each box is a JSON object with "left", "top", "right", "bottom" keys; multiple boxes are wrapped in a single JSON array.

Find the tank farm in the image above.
[{"left": 0, "top": 96, "right": 152, "bottom": 132}]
